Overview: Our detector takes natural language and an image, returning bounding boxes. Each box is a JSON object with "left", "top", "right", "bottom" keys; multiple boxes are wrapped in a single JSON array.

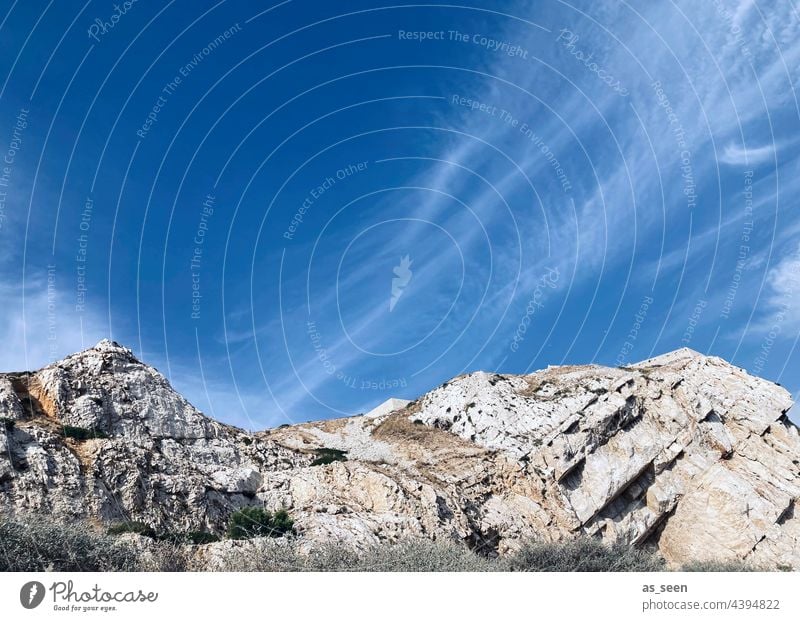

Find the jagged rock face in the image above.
[
  {"left": 34, "top": 340, "right": 221, "bottom": 441},
  {"left": 1, "top": 342, "right": 799, "bottom": 568},
  {"left": 0, "top": 341, "right": 305, "bottom": 532},
  {"left": 411, "top": 349, "right": 800, "bottom": 567}
]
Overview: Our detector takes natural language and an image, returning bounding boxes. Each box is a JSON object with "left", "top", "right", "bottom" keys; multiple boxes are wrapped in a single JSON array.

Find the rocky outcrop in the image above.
[
  {"left": 0, "top": 341, "right": 305, "bottom": 532},
  {"left": 1, "top": 341, "right": 799, "bottom": 568},
  {"left": 410, "top": 349, "right": 800, "bottom": 567}
]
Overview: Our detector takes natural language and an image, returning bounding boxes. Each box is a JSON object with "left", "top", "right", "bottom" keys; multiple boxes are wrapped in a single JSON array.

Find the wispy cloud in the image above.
[
  {"left": 719, "top": 142, "right": 777, "bottom": 166},
  {"left": 0, "top": 272, "right": 107, "bottom": 372},
  {"left": 760, "top": 243, "right": 800, "bottom": 331}
]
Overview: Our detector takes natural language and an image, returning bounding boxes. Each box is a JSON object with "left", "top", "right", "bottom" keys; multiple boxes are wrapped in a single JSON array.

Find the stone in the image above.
[{"left": 0, "top": 341, "right": 798, "bottom": 569}]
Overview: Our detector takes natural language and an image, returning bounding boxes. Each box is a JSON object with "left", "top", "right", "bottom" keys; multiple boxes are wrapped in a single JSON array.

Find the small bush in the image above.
[
  {"left": 62, "top": 425, "right": 109, "bottom": 440},
  {"left": 310, "top": 448, "right": 348, "bottom": 466},
  {"left": 107, "top": 521, "right": 156, "bottom": 538},
  {"left": 227, "top": 507, "right": 294, "bottom": 540},
  {"left": 160, "top": 531, "right": 220, "bottom": 545},
  {"left": 211, "top": 538, "right": 496, "bottom": 572},
  {"left": 505, "top": 537, "right": 665, "bottom": 572},
  {"left": 0, "top": 417, "right": 15, "bottom": 431},
  {"left": 186, "top": 531, "right": 220, "bottom": 545},
  {"left": 353, "top": 539, "right": 495, "bottom": 572},
  {"left": 0, "top": 516, "right": 141, "bottom": 571},
  {"left": 107, "top": 522, "right": 219, "bottom": 546},
  {"left": 680, "top": 560, "right": 757, "bottom": 572}
]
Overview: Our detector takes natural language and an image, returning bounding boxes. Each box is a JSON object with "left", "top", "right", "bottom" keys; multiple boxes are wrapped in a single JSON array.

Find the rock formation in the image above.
[{"left": 1, "top": 340, "right": 798, "bottom": 568}]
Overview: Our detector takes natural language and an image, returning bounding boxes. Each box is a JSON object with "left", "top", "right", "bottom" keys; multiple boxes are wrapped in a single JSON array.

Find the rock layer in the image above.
[{"left": 1, "top": 341, "right": 799, "bottom": 568}]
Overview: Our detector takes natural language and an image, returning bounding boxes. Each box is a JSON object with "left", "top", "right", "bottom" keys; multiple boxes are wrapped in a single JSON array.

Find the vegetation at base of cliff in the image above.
[
  {"left": 215, "top": 538, "right": 497, "bottom": 572},
  {"left": 0, "top": 516, "right": 141, "bottom": 571},
  {"left": 215, "top": 538, "right": 667, "bottom": 572},
  {"left": 309, "top": 448, "right": 348, "bottom": 466},
  {"left": 61, "top": 424, "right": 109, "bottom": 440},
  {"left": 0, "top": 516, "right": 770, "bottom": 572},
  {"left": 226, "top": 507, "right": 294, "bottom": 540},
  {"left": 106, "top": 507, "right": 295, "bottom": 544},
  {"left": 107, "top": 521, "right": 220, "bottom": 545},
  {"left": 161, "top": 530, "right": 221, "bottom": 545},
  {"left": 108, "top": 521, "right": 156, "bottom": 537},
  {"left": 0, "top": 417, "right": 15, "bottom": 431},
  {"left": 505, "top": 537, "right": 666, "bottom": 572},
  {"left": 679, "top": 560, "right": 759, "bottom": 572},
  {"left": 210, "top": 538, "right": 762, "bottom": 573}
]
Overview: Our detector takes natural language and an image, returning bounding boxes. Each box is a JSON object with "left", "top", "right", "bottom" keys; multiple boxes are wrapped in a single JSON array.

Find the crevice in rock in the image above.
[
  {"left": 634, "top": 504, "right": 677, "bottom": 548},
  {"left": 776, "top": 500, "right": 795, "bottom": 525},
  {"left": 586, "top": 396, "right": 643, "bottom": 452},
  {"left": 435, "top": 495, "right": 454, "bottom": 521},
  {"left": 775, "top": 413, "right": 800, "bottom": 433},
  {"left": 582, "top": 461, "right": 655, "bottom": 527},
  {"left": 614, "top": 378, "right": 635, "bottom": 393},
  {"left": 621, "top": 464, "right": 655, "bottom": 504},
  {"left": 559, "top": 457, "right": 585, "bottom": 489},
  {"left": 462, "top": 499, "right": 501, "bottom": 558},
  {"left": 563, "top": 420, "right": 580, "bottom": 435},
  {"left": 747, "top": 533, "right": 769, "bottom": 557}
]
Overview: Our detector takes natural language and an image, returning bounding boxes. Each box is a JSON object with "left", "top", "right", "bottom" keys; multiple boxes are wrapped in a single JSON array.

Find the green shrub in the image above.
[
  {"left": 227, "top": 507, "right": 294, "bottom": 540},
  {"left": 107, "top": 522, "right": 219, "bottom": 546},
  {"left": 505, "top": 537, "right": 665, "bottom": 572},
  {"left": 107, "top": 521, "right": 156, "bottom": 538},
  {"left": 62, "top": 424, "right": 109, "bottom": 440},
  {"left": 0, "top": 417, "right": 15, "bottom": 431},
  {"left": 160, "top": 531, "right": 220, "bottom": 545},
  {"left": 310, "top": 448, "right": 348, "bottom": 466},
  {"left": 185, "top": 531, "right": 220, "bottom": 545}
]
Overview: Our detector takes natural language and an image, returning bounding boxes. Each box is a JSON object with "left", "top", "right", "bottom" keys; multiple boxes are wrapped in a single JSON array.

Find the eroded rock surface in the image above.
[{"left": 1, "top": 341, "right": 798, "bottom": 568}]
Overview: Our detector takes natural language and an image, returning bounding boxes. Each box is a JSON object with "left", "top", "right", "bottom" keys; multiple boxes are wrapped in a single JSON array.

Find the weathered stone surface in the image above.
[
  {"left": 0, "top": 377, "right": 25, "bottom": 421},
  {"left": 410, "top": 348, "right": 799, "bottom": 565},
  {"left": 1, "top": 342, "right": 799, "bottom": 568}
]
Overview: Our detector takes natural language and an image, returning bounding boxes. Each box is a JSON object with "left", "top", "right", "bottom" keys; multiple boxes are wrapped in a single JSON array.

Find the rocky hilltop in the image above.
[{"left": 1, "top": 340, "right": 799, "bottom": 568}]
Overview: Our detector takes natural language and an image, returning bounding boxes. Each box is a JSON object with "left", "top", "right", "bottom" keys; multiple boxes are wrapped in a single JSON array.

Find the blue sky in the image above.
[{"left": 1, "top": 0, "right": 799, "bottom": 428}]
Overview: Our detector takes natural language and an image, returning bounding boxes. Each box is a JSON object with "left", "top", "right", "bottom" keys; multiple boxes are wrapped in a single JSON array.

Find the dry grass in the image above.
[
  {"left": 506, "top": 537, "right": 665, "bottom": 572},
  {"left": 372, "top": 412, "right": 483, "bottom": 454},
  {"left": 0, "top": 516, "right": 771, "bottom": 572},
  {"left": 0, "top": 516, "right": 153, "bottom": 571},
  {"left": 208, "top": 537, "right": 497, "bottom": 572}
]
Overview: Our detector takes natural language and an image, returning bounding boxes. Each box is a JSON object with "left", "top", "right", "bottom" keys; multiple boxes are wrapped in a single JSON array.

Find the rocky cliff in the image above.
[{"left": 1, "top": 340, "right": 798, "bottom": 568}]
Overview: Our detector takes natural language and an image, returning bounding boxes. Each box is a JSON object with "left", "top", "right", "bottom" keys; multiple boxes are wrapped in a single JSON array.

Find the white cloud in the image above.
[
  {"left": 0, "top": 272, "right": 107, "bottom": 372},
  {"left": 719, "top": 142, "right": 776, "bottom": 166},
  {"left": 759, "top": 243, "right": 800, "bottom": 331}
]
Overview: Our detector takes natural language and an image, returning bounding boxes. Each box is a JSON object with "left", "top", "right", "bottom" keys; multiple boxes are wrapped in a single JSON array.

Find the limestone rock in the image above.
[{"left": 0, "top": 342, "right": 798, "bottom": 568}]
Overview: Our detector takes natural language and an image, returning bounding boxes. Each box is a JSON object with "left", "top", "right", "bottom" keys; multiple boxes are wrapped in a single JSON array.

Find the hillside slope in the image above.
[{"left": 1, "top": 340, "right": 798, "bottom": 568}]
